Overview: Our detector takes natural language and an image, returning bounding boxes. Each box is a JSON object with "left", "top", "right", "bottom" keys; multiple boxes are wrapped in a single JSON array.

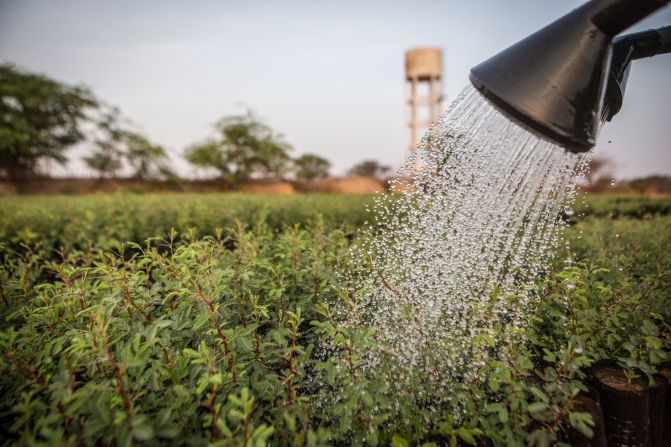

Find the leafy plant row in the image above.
[
  {"left": 1, "top": 205, "right": 670, "bottom": 445},
  {"left": 572, "top": 194, "right": 671, "bottom": 219},
  {"left": 2, "top": 193, "right": 670, "bottom": 255},
  {"left": 0, "top": 194, "right": 375, "bottom": 254}
]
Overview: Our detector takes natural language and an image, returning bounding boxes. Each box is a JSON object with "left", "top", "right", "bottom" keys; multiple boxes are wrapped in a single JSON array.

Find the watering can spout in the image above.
[{"left": 469, "top": 0, "right": 671, "bottom": 153}]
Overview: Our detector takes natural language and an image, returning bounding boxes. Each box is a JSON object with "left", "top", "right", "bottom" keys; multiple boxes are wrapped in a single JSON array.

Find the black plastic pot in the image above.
[
  {"left": 648, "top": 374, "right": 667, "bottom": 447},
  {"left": 565, "top": 391, "right": 607, "bottom": 447},
  {"left": 592, "top": 364, "right": 651, "bottom": 446},
  {"left": 657, "top": 364, "right": 671, "bottom": 446}
]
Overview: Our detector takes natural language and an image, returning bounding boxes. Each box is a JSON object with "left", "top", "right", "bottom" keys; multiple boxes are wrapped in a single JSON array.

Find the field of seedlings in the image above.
[{"left": 1, "top": 193, "right": 670, "bottom": 446}]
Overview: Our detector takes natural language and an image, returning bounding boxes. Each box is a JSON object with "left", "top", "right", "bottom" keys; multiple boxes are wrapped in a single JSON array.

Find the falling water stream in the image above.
[{"left": 347, "top": 86, "right": 591, "bottom": 417}]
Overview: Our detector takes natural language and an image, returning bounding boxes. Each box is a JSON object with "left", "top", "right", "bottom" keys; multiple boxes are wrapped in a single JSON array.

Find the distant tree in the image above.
[
  {"left": 123, "top": 131, "right": 171, "bottom": 180},
  {"left": 82, "top": 109, "right": 178, "bottom": 181},
  {"left": 185, "top": 111, "right": 292, "bottom": 182},
  {"left": 83, "top": 151, "right": 122, "bottom": 179},
  {"left": 349, "top": 159, "right": 391, "bottom": 180},
  {"left": 184, "top": 140, "right": 229, "bottom": 178},
  {"left": 0, "top": 64, "right": 97, "bottom": 180},
  {"left": 293, "top": 154, "right": 331, "bottom": 181},
  {"left": 627, "top": 175, "right": 671, "bottom": 194},
  {"left": 83, "top": 108, "right": 125, "bottom": 179},
  {"left": 156, "top": 165, "right": 181, "bottom": 183}
]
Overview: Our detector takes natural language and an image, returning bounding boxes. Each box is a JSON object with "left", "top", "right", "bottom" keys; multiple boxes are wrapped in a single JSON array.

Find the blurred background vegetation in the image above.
[
  {"left": 3, "top": 62, "right": 669, "bottom": 196},
  {"left": 0, "top": 64, "right": 402, "bottom": 194}
]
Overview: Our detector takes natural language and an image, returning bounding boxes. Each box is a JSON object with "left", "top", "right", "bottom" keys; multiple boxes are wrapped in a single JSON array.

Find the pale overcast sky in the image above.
[{"left": 1, "top": 0, "right": 669, "bottom": 179}]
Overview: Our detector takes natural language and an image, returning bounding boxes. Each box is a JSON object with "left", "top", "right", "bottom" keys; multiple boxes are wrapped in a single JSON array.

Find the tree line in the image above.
[{"left": 0, "top": 64, "right": 390, "bottom": 183}]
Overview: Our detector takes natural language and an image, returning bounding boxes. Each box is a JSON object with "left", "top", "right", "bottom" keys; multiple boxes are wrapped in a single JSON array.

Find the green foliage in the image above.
[
  {"left": 83, "top": 109, "right": 172, "bottom": 180},
  {"left": 0, "top": 193, "right": 669, "bottom": 446},
  {"left": 349, "top": 160, "right": 391, "bottom": 180},
  {"left": 572, "top": 194, "right": 671, "bottom": 218},
  {"left": 293, "top": 154, "right": 331, "bottom": 181},
  {"left": 0, "top": 64, "right": 97, "bottom": 180},
  {"left": 1, "top": 220, "right": 351, "bottom": 445},
  {"left": 185, "top": 111, "right": 292, "bottom": 182},
  {"left": 535, "top": 214, "right": 671, "bottom": 377},
  {"left": 123, "top": 132, "right": 172, "bottom": 181},
  {"left": 0, "top": 193, "right": 375, "bottom": 253},
  {"left": 184, "top": 140, "right": 229, "bottom": 178},
  {"left": 0, "top": 64, "right": 174, "bottom": 182},
  {"left": 83, "top": 108, "right": 125, "bottom": 179}
]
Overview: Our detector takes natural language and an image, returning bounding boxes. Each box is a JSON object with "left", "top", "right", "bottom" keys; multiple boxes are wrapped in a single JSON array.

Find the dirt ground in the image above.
[{"left": 0, "top": 175, "right": 386, "bottom": 195}]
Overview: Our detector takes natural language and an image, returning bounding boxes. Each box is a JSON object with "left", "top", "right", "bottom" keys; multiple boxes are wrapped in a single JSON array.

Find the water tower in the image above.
[{"left": 405, "top": 47, "right": 444, "bottom": 159}]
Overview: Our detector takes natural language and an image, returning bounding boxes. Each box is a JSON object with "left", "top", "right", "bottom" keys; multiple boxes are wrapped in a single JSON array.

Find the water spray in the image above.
[{"left": 342, "top": 0, "right": 669, "bottom": 424}]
